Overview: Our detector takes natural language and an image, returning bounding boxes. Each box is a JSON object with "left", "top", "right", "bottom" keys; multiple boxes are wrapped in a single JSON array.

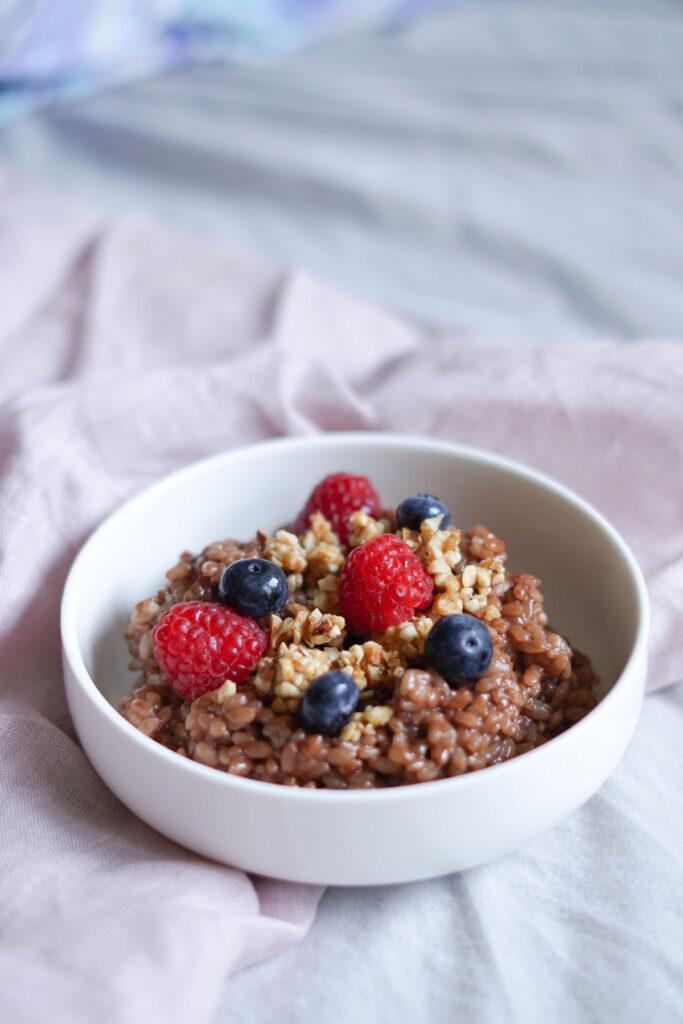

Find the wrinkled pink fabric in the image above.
[{"left": 1, "top": 180, "right": 682, "bottom": 1023}]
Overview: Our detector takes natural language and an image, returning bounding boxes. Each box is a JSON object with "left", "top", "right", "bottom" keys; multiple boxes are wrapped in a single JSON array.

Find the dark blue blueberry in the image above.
[
  {"left": 425, "top": 614, "right": 493, "bottom": 686},
  {"left": 218, "top": 558, "right": 288, "bottom": 618},
  {"left": 299, "top": 670, "right": 360, "bottom": 736},
  {"left": 396, "top": 493, "right": 451, "bottom": 531}
]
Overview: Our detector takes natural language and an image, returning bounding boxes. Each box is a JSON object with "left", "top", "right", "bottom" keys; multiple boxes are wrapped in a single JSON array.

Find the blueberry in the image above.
[
  {"left": 396, "top": 493, "right": 451, "bottom": 531},
  {"left": 299, "top": 670, "right": 360, "bottom": 736},
  {"left": 218, "top": 558, "right": 288, "bottom": 618},
  {"left": 425, "top": 614, "right": 493, "bottom": 686}
]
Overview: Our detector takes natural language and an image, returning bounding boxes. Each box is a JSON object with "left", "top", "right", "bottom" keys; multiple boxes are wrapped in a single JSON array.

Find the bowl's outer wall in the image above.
[
  {"left": 65, "top": 650, "right": 645, "bottom": 885},
  {"left": 62, "top": 435, "right": 648, "bottom": 885}
]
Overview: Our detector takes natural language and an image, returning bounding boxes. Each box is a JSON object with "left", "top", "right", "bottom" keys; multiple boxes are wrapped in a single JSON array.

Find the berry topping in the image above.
[
  {"left": 299, "top": 670, "right": 361, "bottom": 736},
  {"left": 338, "top": 533, "right": 434, "bottom": 633},
  {"left": 218, "top": 557, "right": 288, "bottom": 618},
  {"left": 425, "top": 613, "right": 493, "bottom": 686},
  {"left": 295, "top": 472, "right": 380, "bottom": 543},
  {"left": 152, "top": 601, "right": 267, "bottom": 702},
  {"left": 396, "top": 493, "right": 451, "bottom": 531}
]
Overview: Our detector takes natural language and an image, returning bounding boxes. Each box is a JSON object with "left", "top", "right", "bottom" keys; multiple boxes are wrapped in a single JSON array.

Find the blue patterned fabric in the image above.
[{"left": 0, "top": 0, "right": 448, "bottom": 122}]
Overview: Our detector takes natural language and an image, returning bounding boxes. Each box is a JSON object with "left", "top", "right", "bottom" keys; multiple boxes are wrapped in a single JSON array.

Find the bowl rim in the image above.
[{"left": 61, "top": 431, "right": 649, "bottom": 804}]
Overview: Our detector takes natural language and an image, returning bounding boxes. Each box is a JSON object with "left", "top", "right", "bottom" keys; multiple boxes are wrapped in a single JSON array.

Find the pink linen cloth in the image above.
[{"left": 0, "top": 179, "right": 682, "bottom": 1022}]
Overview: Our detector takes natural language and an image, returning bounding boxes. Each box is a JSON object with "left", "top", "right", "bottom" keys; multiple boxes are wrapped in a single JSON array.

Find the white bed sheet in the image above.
[
  {"left": 1, "top": 2, "right": 681, "bottom": 1021},
  {"left": 2, "top": 1, "right": 683, "bottom": 343}
]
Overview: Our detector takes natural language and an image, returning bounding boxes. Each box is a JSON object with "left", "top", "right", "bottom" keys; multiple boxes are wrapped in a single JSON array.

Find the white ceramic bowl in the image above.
[{"left": 61, "top": 433, "right": 648, "bottom": 886}]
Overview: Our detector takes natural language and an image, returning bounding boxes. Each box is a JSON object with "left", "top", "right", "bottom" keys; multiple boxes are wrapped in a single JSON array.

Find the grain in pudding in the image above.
[{"left": 120, "top": 475, "right": 599, "bottom": 788}]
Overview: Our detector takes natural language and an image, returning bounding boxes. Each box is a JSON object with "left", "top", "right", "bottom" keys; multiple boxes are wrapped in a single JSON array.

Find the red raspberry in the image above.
[
  {"left": 152, "top": 601, "right": 267, "bottom": 702},
  {"left": 338, "top": 534, "right": 434, "bottom": 633},
  {"left": 295, "top": 472, "right": 380, "bottom": 543}
]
